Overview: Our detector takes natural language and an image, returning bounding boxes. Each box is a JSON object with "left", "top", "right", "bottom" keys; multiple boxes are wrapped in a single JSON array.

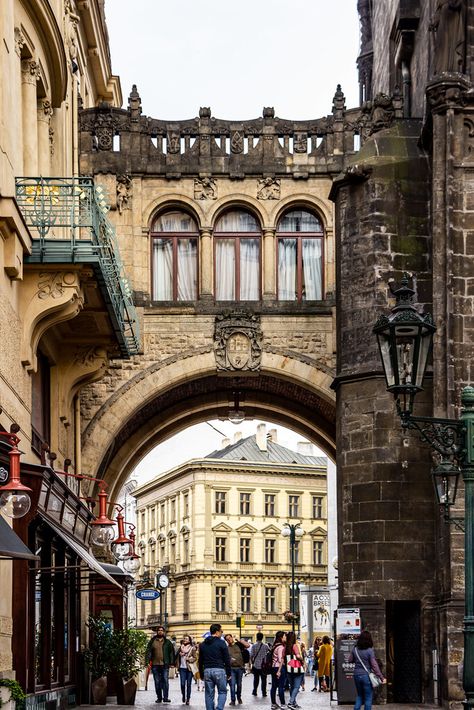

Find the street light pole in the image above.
[
  {"left": 282, "top": 523, "right": 304, "bottom": 633},
  {"left": 373, "top": 273, "right": 474, "bottom": 709}
]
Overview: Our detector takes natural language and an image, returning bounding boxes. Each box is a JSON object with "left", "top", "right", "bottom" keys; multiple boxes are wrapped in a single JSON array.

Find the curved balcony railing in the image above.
[{"left": 15, "top": 176, "right": 140, "bottom": 357}]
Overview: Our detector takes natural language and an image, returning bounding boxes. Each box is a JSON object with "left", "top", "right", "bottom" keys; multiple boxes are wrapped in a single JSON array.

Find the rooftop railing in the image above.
[{"left": 15, "top": 176, "right": 140, "bottom": 358}]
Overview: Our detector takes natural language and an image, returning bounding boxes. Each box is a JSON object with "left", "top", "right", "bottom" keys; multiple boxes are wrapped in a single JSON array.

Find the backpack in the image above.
[
  {"left": 261, "top": 648, "right": 273, "bottom": 675},
  {"left": 237, "top": 641, "right": 250, "bottom": 663}
]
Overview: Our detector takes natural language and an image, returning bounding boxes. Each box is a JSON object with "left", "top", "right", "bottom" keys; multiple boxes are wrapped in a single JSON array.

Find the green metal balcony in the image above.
[{"left": 15, "top": 176, "right": 140, "bottom": 357}]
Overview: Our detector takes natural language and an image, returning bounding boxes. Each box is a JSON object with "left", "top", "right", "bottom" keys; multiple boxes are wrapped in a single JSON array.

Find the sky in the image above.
[
  {"left": 105, "top": 0, "right": 360, "bottom": 121},
  {"left": 104, "top": 0, "right": 357, "bottom": 482}
]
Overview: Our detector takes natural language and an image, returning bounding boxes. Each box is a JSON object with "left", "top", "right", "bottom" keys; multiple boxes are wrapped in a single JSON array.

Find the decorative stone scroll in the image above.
[
  {"left": 194, "top": 177, "right": 217, "bottom": 200},
  {"left": 214, "top": 310, "right": 263, "bottom": 371},
  {"left": 257, "top": 177, "right": 280, "bottom": 200}
]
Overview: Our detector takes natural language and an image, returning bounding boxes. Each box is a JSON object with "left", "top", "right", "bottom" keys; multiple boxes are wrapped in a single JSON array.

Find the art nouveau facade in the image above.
[{"left": 133, "top": 425, "right": 329, "bottom": 643}]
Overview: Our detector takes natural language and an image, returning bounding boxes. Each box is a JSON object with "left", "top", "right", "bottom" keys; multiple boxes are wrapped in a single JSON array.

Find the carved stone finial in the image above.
[
  {"left": 263, "top": 107, "right": 275, "bottom": 118},
  {"left": 199, "top": 107, "right": 211, "bottom": 118},
  {"left": 128, "top": 84, "right": 142, "bottom": 121},
  {"left": 332, "top": 84, "right": 346, "bottom": 114}
]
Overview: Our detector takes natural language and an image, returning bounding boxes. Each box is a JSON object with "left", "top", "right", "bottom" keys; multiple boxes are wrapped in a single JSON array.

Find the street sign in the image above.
[{"left": 136, "top": 588, "right": 160, "bottom": 601}]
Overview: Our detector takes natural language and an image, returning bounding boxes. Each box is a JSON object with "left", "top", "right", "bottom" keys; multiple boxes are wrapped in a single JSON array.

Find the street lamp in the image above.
[
  {"left": 373, "top": 272, "right": 474, "bottom": 709},
  {"left": 282, "top": 523, "right": 304, "bottom": 632}
]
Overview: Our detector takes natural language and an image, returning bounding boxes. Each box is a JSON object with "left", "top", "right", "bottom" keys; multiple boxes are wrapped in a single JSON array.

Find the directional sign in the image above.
[{"left": 136, "top": 588, "right": 161, "bottom": 601}]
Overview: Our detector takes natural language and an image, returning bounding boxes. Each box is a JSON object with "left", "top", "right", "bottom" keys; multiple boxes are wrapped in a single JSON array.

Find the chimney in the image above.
[
  {"left": 256, "top": 423, "right": 267, "bottom": 451},
  {"left": 233, "top": 432, "right": 242, "bottom": 444},
  {"left": 297, "top": 441, "right": 314, "bottom": 456},
  {"left": 222, "top": 437, "right": 230, "bottom": 449},
  {"left": 268, "top": 428, "right": 278, "bottom": 443}
]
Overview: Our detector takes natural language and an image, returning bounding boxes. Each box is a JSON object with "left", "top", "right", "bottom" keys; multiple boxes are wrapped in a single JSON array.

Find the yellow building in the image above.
[{"left": 134, "top": 424, "right": 328, "bottom": 643}]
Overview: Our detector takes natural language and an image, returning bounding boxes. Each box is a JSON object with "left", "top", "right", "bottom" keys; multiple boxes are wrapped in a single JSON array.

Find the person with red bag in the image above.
[{"left": 285, "top": 631, "right": 304, "bottom": 709}]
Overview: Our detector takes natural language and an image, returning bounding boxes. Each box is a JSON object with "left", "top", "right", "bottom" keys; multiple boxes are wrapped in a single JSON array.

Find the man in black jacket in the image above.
[
  {"left": 198, "top": 624, "right": 231, "bottom": 710},
  {"left": 145, "top": 626, "right": 176, "bottom": 703}
]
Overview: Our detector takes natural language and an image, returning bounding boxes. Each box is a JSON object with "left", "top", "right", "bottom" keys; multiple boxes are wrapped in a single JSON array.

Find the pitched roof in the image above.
[{"left": 205, "top": 434, "right": 326, "bottom": 466}]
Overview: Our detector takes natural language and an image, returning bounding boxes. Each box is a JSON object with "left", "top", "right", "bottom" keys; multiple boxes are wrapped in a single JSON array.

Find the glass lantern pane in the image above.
[
  {"left": 415, "top": 328, "right": 432, "bottom": 388},
  {"left": 395, "top": 337, "right": 415, "bottom": 386},
  {"left": 377, "top": 333, "right": 395, "bottom": 387}
]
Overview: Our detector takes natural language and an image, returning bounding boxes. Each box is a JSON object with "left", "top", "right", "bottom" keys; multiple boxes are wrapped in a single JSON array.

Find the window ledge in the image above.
[{"left": 144, "top": 299, "right": 335, "bottom": 316}]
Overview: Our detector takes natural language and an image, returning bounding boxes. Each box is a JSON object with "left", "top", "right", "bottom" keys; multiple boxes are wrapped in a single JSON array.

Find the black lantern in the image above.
[
  {"left": 432, "top": 460, "right": 461, "bottom": 509},
  {"left": 373, "top": 274, "right": 436, "bottom": 415}
]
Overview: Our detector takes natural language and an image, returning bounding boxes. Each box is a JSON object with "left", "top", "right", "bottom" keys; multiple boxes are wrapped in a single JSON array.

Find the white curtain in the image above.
[
  {"left": 154, "top": 211, "right": 195, "bottom": 232},
  {"left": 278, "top": 210, "right": 322, "bottom": 232},
  {"left": 278, "top": 239, "right": 297, "bottom": 300},
  {"left": 215, "top": 210, "right": 259, "bottom": 232},
  {"left": 302, "top": 239, "right": 322, "bottom": 300},
  {"left": 152, "top": 239, "right": 173, "bottom": 300},
  {"left": 240, "top": 239, "right": 259, "bottom": 300},
  {"left": 215, "top": 239, "right": 235, "bottom": 300},
  {"left": 177, "top": 238, "right": 197, "bottom": 300}
]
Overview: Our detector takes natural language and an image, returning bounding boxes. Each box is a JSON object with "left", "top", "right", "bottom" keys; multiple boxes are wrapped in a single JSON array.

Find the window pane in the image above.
[
  {"left": 216, "top": 239, "right": 235, "bottom": 300},
  {"left": 216, "top": 210, "right": 259, "bottom": 232},
  {"left": 154, "top": 211, "right": 197, "bottom": 232},
  {"left": 302, "top": 239, "right": 322, "bottom": 300},
  {"left": 152, "top": 238, "right": 173, "bottom": 300},
  {"left": 240, "top": 239, "right": 260, "bottom": 300},
  {"left": 278, "top": 239, "right": 297, "bottom": 300},
  {"left": 278, "top": 210, "right": 322, "bottom": 232},
  {"left": 177, "top": 238, "right": 197, "bottom": 300}
]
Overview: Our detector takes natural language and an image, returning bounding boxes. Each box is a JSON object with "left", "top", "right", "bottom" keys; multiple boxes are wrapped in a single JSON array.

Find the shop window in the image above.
[
  {"left": 214, "top": 209, "right": 261, "bottom": 301},
  {"left": 277, "top": 209, "right": 323, "bottom": 301},
  {"left": 151, "top": 210, "right": 198, "bottom": 301}
]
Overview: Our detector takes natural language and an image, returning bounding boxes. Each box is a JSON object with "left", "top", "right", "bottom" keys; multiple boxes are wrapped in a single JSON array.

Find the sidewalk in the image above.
[{"left": 78, "top": 672, "right": 440, "bottom": 709}]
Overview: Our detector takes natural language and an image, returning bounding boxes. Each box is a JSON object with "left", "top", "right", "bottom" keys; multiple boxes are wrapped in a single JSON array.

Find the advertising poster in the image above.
[
  {"left": 335, "top": 608, "right": 360, "bottom": 705},
  {"left": 313, "top": 592, "right": 331, "bottom": 632},
  {"left": 299, "top": 593, "right": 308, "bottom": 632}
]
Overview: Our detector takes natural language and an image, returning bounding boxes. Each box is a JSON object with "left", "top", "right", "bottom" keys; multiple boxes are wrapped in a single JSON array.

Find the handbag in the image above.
[
  {"left": 354, "top": 648, "right": 382, "bottom": 688},
  {"left": 286, "top": 654, "right": 304, "bottom": 673}
]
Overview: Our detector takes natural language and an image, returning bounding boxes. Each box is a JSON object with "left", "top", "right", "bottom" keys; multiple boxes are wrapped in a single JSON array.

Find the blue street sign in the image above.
[{"left": 136, "top": 588, "right": 161, "bottom": 601}]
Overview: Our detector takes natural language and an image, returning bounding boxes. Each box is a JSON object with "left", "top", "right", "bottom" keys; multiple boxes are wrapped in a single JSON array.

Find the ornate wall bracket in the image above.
[
  {"left": 214, "top": 311, "right": 263, "bottom": 372},
  {"left": 20, "top": 269, "right": 85, "bottom": 371}
]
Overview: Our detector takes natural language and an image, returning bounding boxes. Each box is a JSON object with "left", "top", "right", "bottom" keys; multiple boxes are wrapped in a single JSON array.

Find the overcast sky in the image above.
[
  {"left": 105, "top": 0, "right": 360, "bottom": 121},
  {"left": 105, "top": 1, "right": 357, "bottom": 479}
]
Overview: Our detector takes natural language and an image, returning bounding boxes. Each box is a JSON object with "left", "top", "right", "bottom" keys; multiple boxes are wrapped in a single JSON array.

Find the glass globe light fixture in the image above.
[
  {"left": 0, "top": 491, "right": 31, "bottom": 519},
  {"left": 0, "top": 438, "right": 32, "bottom": 519},
  {"left": 281, "top": 526, "right": 291, "bottom": 537},
  {"left": 110, "top": 508, "right": 133, "bottom": 560},
  {"left": 123, "top": 554, "right": 141, "bottom": 574},
  {"left": 90, "top": 489, "right": 115, "bottom": 547},
  {"left": 295, "top": 526, "right": 304, "bottom": 537}
]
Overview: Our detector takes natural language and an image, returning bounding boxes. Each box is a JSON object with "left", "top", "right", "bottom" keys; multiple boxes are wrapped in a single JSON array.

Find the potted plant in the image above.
[
  {"left": 109, "top": 628, "right": 148, "bottom": 705},
  {"left": 84, "top": 616, "right": 113, "bottom": 704}
]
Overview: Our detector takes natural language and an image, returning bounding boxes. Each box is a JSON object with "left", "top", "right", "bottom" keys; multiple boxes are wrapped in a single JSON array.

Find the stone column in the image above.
[
  {"left": 21, "top": 59, "right": 39, "bottom": 175},
  {"left": 200, "top": 228, "right": 213, "bottom": 299},
  {"left": 37, "top": 100, "right": 53, "bottom": 177},
  {"left": 262, "top": 228, "right": 276, "bottom": 300}
]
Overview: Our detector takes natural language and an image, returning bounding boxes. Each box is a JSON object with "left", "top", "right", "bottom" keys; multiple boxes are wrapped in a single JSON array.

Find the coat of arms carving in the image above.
[{"left": 214, "top": 311, "right": 263, "bottom": 371}]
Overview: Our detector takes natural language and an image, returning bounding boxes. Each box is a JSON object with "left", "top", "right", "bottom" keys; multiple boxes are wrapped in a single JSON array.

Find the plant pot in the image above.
[
  {"left": 91, "top": 676, "right": 107, "bottom": 705},
  {"left": 116, "top": 677, "right": 137, "bottom": 705}
]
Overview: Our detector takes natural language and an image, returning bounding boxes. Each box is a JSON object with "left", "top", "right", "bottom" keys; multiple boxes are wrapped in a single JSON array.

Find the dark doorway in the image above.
[{"left": 386, "top": 600, "right": 422, "bottom": 703}]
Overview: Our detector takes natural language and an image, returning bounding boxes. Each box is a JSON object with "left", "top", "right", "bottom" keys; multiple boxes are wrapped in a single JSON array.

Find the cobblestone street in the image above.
[{"left": 79, "top": 672, "right": 439, "bottom": 709}]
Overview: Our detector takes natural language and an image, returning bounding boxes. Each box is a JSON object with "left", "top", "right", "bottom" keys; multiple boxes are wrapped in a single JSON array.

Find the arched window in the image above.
[
  {"left": 214, "top": 209, "right": 261, "bottom": 301},
  {"left": 151, "top": 210, "right": 198, "bottom": 301},
  {"left": 277, "top": 209, "right": 323, "bottom": 301}
]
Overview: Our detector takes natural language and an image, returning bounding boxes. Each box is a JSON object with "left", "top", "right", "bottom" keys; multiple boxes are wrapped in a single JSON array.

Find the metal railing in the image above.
[{"left": 15, "top": 176, "right": 140, "bottom": 357}]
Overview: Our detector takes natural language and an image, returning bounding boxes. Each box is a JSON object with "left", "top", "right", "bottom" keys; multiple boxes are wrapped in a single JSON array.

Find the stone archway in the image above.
[{"left": 81, "top": 350, "right": 335, "bottom": 500}]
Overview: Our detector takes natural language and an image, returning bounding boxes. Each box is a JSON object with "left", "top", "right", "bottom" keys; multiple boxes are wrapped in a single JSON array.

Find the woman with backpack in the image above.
[{"left": 270, "top": 631, "right": 287, "bottom": 710}]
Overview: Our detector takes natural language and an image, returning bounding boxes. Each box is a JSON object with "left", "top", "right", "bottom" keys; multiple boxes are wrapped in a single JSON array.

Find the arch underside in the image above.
[{"left": 97, "top": 373, "right": 336, "bottom": 499}]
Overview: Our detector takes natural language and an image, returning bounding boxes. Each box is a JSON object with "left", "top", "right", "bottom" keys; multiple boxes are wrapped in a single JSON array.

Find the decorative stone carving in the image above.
[
  {"left": 194, "top": 177, "right": 217, "bottom": 200},
  {"left": 257, "top": 177, "right": 280, "bottom": 200},
  {"left": 49, "top": 126, "right": 55, "bottom": 155},
  {"left": 214, "top": 311, "right": 263, "bottom": 371},
  {"left": 429, "top": 0, "right": 466, "bottom": 74},
  {"left": 167, "top": 132, "right": 180, "bottom": 154},
  {"left": 231, "top": 131, "right": 244, "bottom": 154},
  {"left": 90, "top": 113, "right": 118, "bottom": 151},
  {"left": 14, "top": 27, "right": 25, "bottom": 57},
  {"left": 64, "top": 0, "right": 80, "bottom": 71},
  {"left": 21, "top": 59, "right": 40, "bottom": 85},
  {"left": 426, "top": 73, "right": 471, "bottom": 113},
  {"left": 116, "top": 174, "right": 132, "bottom": 214},
  {"left": 358, "top": 92, "right": 395, "bottom": 137},
  {"left": 294, "top": 133, "right": 308, "bottom": 153},
  {"left": 128, "top": 85, "right": 142, "bottom": 122}
]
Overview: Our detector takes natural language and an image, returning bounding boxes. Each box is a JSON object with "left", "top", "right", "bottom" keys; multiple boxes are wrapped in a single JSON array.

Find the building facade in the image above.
[{"left": 133, "top": 425, "right": 329, "bottom": 643}]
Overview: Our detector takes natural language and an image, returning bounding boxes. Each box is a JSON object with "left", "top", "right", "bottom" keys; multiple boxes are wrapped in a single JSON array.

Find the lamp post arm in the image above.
[{"left": 399, "top": 411, "right": 465, "bottom": 461}]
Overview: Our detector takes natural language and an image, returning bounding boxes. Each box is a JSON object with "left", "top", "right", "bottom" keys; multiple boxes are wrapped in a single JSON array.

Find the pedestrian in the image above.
[
  {"left": 348, "top": 630, "right": 386, "bottom": 710},
  {"left": 145, "top": 625, "right": 176, "bottom": 704},
  {"left": 285, "top": 631, "right": 304, "bottom": 709},
  {"left": 270, "top": 631, "right": 287, "bottom": 710},
  {"left": 193, "top": 645, "right": 203, "bottom": 691},
  {"left": 250, "top": 632, "right": 270, "bottom": 697},
  {"left": 317, "top": 635, "right": 332, "bottom": 692},
  {"left": 198, "top": 623, "right": 231, "bottom": 710},
  {"left": 299, "top": 641, "right": 306, "bottom": 690},
  {"left": 311, "top": 637, "right": 322, "bottom": 691},
  {"left": 171, "top": 635, "right": 180, "bottom": 678},
  {"left": 306, "top": 646, "right": 314, "bottom": 677},
  {"left": 179, "top": 635, "right": 197, "bottom": 704},
  {"left": 224, "top": 634, "right": 247, "bottom": 705}
]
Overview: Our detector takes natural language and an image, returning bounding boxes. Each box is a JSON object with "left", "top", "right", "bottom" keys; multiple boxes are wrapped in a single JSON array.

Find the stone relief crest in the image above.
[
  {"left": 167, "top": 132, "right": 180, "bottom": 154},
  {"left": 194, "top": 177, "right": 217, "bottom": 200},
  {"left": 231, "top": 131, "right": 244, "bottom": 154},
  {"left": 214, "top": 311, "right": 263, "bottom": 371},
  {"left": 293, "top": 132, "right": 308, "bottom": 153},
  {"left": 257, "top": 177, "right": 281, "bottom": 200}
]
